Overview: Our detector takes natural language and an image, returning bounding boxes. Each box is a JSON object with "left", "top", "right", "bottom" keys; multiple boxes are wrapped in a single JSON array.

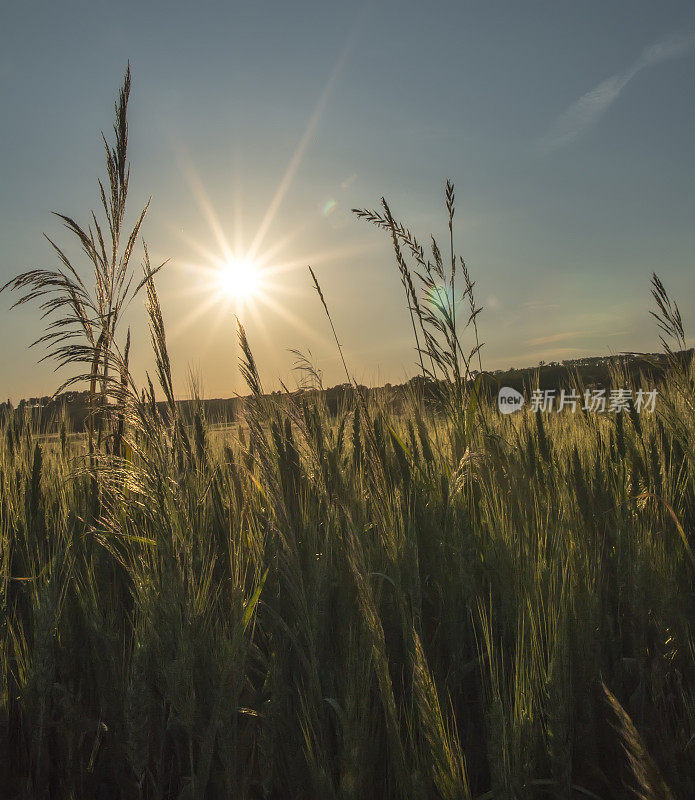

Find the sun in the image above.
[{"left": 217, "top": 257, "right": 262, "bottom": 301}]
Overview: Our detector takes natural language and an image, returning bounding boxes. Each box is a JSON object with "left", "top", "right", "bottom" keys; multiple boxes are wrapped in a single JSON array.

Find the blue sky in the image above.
[{"left": 1, "top": 1, "right": 694, "bottom": 399}]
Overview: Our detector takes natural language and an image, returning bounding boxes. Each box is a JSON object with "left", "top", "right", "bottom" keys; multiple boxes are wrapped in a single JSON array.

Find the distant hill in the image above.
[
  {"left": 1, "top": 349, "right": 690, "bottom": 432},
  {"left": 475, "top": 348, "right": 691, "bottom": 397}
]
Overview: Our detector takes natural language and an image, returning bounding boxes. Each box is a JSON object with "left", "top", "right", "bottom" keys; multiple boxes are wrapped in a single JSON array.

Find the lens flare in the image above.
[{"left": 321, "top": 199, "right": 337, "bottom": 216}]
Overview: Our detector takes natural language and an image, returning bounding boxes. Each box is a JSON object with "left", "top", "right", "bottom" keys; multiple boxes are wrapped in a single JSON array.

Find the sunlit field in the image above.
[{"left": 3, "top": 70, "right": 695, "bottom": 800}]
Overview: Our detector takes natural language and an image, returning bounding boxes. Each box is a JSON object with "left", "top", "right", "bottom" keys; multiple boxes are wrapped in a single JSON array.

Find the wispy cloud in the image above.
[
  {"left": 539, "top": 32, "right": 695, "bottom": 153},
  {"left": 527, "top": 330, "right": 591, "bottom": 346},
  {"left": 521, "top": 301, "right": 560, "bottom": 310},
  {"left": 527, "top": 329, "right": 629, "bottom": 347}
]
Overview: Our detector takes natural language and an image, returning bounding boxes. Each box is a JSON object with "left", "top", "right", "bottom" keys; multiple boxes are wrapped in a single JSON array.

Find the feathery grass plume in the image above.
[
  {"left": 380, "top": 198, "right": 428, "bottom": 379},
  {"left": 289, "top": 347, "right": 324, "bottom": 391},
  {"left": 0, "top": 65, "right": 163, "bottom": 466},
  {"left": 354, "top": 182, "right": 484, "bottom": 435},
  {"left": 646, "top": 274, "right": 694, "bottom": 478},
  {"left": 650, "top": 273, "right": 686, "bottom": 357}
]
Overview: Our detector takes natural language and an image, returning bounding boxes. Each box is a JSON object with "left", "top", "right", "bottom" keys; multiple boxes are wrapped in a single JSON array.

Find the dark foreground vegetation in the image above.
[{"left": 2, "top": 69, "right": 694, "bottom": 800}]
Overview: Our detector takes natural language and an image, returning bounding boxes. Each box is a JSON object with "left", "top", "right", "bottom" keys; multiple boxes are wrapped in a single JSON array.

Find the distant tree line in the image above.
[{"left": 1, "top": 349, "right": 689, "bottom": 432}]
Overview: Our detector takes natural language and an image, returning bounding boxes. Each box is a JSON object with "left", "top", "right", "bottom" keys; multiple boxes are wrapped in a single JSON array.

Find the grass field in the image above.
[{"left": 2, "top": 69, "right": 695, "bottom": 800}]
